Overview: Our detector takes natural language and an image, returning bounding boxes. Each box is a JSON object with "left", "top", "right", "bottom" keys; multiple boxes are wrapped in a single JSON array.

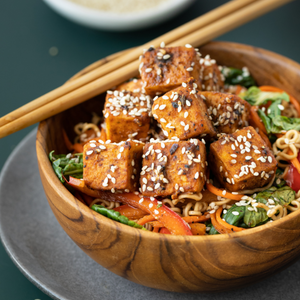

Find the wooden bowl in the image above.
[{"left": 36, "top": 41, "right": 300, "bottom": 293}]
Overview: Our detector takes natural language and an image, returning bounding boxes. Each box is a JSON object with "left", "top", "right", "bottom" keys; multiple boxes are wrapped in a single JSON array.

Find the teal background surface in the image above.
[{"left": 1, "top": 0, "right": 300, "bottom": 299}]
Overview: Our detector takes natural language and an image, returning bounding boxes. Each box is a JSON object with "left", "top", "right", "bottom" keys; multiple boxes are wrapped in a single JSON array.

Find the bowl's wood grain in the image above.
[{"left": 36, "top": 41, "right": 300, "bottom": 292}]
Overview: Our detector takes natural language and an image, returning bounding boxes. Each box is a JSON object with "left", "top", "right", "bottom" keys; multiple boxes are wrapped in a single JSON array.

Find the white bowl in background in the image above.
[{"left": 43, "top": 0, "right": 195, "bottom": 31}]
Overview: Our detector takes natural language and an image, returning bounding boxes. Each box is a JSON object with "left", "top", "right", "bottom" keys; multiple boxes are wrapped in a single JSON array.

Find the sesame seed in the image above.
[
  {"left": 145, "top": 68, "right": 152, "bottom": 73},
  {"left": 159, "top": 105, "right": 166, "bottom": 110},
  {"left": 184, "top": 111, "right": 188, "bottom": 118},
  {"left": 132, "top": 160, "right": 135, "bottom": 166},
  {"left": 163, "top": 54, "right": 170, "bottom": 60},
  {"left": 184, "top": 124, "right": 189, "bottom": 131},
  {"left": 149, "top": 203, "right": 153, "bottom": 208},
  {"left": 182, "top": 82, "right": 187, "bottom": 87},
  {"left": 160, "top": 118, "right": 166, "bottom": 123},
  {"left": 154, "top": 209, "right": 159, "bottom": 214},
  {"left": 231, "top": 159, "right": 237, "bottom": 164},
  {"left": 268, "top": 156, "right": 272, "bottom": 163},
  {"left": 186, "top": 67, "right": 193, "bottom": 71},
  {"left": 162, "top": 95, "right": 169, "bottom": 100},
  {"left": 186, "top": 100, "right": 191, "bottom": 106},
  {"left": 86, "top": 150, "right": 93, "bottom": 155},
  {"left": 231, "top": 144, "right": 236, "bottom": 150},
  {"left": 195, "top": 172, "right": 199, "bottom": 179},
  {"left": 232, "top": 211, "right": 239, "bottom": 216},
  {"left": 185, "top": 44, "right": 192, "bottom": 48},
  {"left": 119, "top": 146, "right": 124, "bottom": 152}
]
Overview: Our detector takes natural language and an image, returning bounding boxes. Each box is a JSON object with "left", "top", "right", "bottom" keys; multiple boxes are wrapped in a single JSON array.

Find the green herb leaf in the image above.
[
  {"left": 222, "top": 67, "right": 256, "bottom": 88},
  {"left": 91, "top": 204, "right": 148, "bottom": 231},
  {"left": 49, "top": 151, "right": 83, "bottom": 183}
]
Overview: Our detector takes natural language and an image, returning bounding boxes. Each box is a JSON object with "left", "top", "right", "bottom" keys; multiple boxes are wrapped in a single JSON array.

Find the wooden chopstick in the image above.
[
  {"left": 0, "top": 0, "right": 256, "bottom": 128},
  {"left": 0, "top": 0, "right": 292, "bottom": 139}
]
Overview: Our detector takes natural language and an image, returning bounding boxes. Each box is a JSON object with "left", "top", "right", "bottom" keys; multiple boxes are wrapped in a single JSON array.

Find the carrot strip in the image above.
[
  {"left": 190, "top": 223, "right": 206, "bottom": 235},
  {"left": 206, "top": 182, "right": 243, "bottom": 200},
  {"left": 63, "top": 129, "right": 74, "bottom": 152},
  {"left": 250, "top": 106, "right": 268, "bottom": 135},
  {"left": 153, "top": 227, "right": 159, "bottom": 233},
  {"left": 137, "top": 215, "right": 155, "bottom": 225},
  {"left": 113, "top": 204, "right": 148, "bottom": 220},
  {"left": 210, "top": 211, "right": 231, "bottom": 234},
  {"left": 259, "top": 85, "right": 300, "bottom": 117},
  {"left": 287, "top": 149, "right": 300, "bottom": 174},
  {"left": 148, "top": 215, "right": 211, "bottom": 229},
  {"left": 73, "top": 143, "right": 84, "bottom": 153},
  {"left": 181, "top": 215, "right": 211, "bottom": 223},
  {"left": 215, "top": 207, "right": 245, "bottom": 232}
]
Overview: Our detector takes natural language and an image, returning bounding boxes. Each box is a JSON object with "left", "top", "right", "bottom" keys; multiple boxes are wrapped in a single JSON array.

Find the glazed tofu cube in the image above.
[
  {"left": 209, "top": 126, "right": 277, "bottom": 192},
  {"left": 201, "top": 92, "right": 251, "bottom": 134},
  {"left": 103, "top": 88, "right": 152, "bottom": 143},
  {"left": 83, "top": 140, "right": 144, "bottom": 192},
  {"left": 200, "top": 55, "right": 224, "bottom": 92},
  {"left": 140, "top": 46, "right": 202, "bottom": 96},
  {"left": 139, "top": 139, "right": 207, "bottom": 197},
  {"left": 116, "top": 78, "right": 145, "bottom": 94},
  {"left": 152, "top": 79, "right": 217, "bottom": 140}
]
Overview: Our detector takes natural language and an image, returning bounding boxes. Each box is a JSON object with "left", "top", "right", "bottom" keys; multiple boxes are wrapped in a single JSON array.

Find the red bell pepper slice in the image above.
[{"left": 67, "top": 177, "right": 192, "bottom": 236}]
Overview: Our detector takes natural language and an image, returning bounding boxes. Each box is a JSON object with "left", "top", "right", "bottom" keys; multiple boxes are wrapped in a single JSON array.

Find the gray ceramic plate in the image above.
[{"left": 1, "top": 130, "right": 300, "bottom": 300}]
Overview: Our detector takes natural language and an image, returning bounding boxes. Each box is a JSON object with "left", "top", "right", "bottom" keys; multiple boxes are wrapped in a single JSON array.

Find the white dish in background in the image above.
[{"left": 42, "top": 0, "right": 195, "bottom": 31}]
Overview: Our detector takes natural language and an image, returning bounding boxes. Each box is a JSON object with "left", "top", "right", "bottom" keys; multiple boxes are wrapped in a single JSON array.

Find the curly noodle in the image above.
[{"left": 273, "top": 130, "right": 300, "bottom": 168}]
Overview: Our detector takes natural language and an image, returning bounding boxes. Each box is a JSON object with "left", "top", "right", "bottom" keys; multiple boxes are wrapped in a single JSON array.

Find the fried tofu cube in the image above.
[
  {"left": 116, "top": 78, "right": 145, "bottom": 94},
  {"left": 140, "top": 46, "right": 202, "bottom": 96},
  {"left": 83, "top": 140, "right": 144, "bottom": 192},
  {"left": 201, "top": 92, "right": 251, "bottom": 134},
  {"left": 139, "top": 139, "right": 207, "bottom": 197},
  {"left": 103, "top": 87, "right": 152, "bottom": 143},
  {"left": 200, "top": 55, "right": 224, "bottom": 92},
  {"left": 152, "top": 79, "right": 217, "bottom": 140},
  {"left": 209, "top": 126, "right": 277, "bottom": 192}
]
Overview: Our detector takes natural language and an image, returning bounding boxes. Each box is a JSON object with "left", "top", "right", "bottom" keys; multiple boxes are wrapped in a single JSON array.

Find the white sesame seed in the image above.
[
  {"left": 154, "top": 209, "right": 159, "bottom": 214},
  {"left": 185, "top": 44, "right": 192, "bottom": 48},
  {"left": 162, "top": 95, "right": 169, "bottom": 100},
  {"left": 160, "top": 118, "right": 166, "bottom": 123},
  {"left": 232, "top": 211, "right": 239, "bottom": 216},
  {"left": 195, "top": 172, "right": 199, "bottom": 179},
  {"left": 184, "top": 111, "right": 188, "bottom": 118},
  {"left": 145, "top": 68, "right": 152, "bottom": 73},
  {"left": 184, "top": 124, "right": 189, "bottom": 131},
  {"left": 268, "top": 156, "right": 272, "bottom": 163},
  {"left": 231, "top": 144, "right": 236, "bottom": 150},
  {"left": 186, "top": 100, "right": 191, "bottom": 106},
  {"left": 86, "top": 150, "right": 93, "bottom": 155},
  {"left": 186, "top": 67, "right": 193, "bottom": 71},
  {"left": 159, "top": 105, "right": 166, "bottom": 110},
  {"left": 182, "top": 82, "right": 187, "bottom": 87}
]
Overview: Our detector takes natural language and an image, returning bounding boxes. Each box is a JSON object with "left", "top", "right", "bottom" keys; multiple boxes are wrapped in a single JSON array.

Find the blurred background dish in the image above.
[{"left": 42, "top": 0, "right": 195, "bottom": 31}]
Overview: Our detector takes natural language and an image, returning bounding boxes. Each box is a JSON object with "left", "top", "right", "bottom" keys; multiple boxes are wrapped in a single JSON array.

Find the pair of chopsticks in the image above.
[{"left": 0, "top": 0, "right": 292, "bottom": 139}]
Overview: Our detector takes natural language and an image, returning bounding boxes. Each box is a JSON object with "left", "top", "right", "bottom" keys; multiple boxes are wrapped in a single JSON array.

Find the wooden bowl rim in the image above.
[{"left": 37, "top": 40, "right": 300, "bottom": 242}]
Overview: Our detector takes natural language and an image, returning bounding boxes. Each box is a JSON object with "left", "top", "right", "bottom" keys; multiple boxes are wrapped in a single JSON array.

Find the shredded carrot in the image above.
[
  {"left": 63, "top": 129, "right": 74, "bottom": 152},
  {"left": 235, "top": 85, "right": 246, "bottom": 95},
  {"left": 181, "top": 215, "right": 211, "bottom": 223},
  {"left": 287, "top": 149, "right": 300, "bottom": 174},
  {"left": 73, "top": 143, "right": 84, "bottom": 153},
  {"left": 206, "top": 182, "right": 243, "bottom": 200},
  {"left": 153, "top": 227, "right": 159, "bottom": 233},
  {"left": 210, "top": 208, "right": 245, "bottom": 234},
  {"left": 210, "top": 211, "right": 231, "bottom": 234},
  {"left": 113, "top": 204, "right": 148, "bottom": 220},
  {"left": 148, "top": 215, "right": 211, "bottom": 229},
  {"left": 250, "top": 106, "right": 268, "bottom": 135},
  {"left": 259, "top": 85, "right": 300, "bottom": 117},
  {"left": 137, "top": 215, "right": 155, "bottom": 225},
  {"left": 215, "top": 207, "right": 245, "bottom": 232},
  {"left": 190, "top": 223, "right": 206, "bottom": 235}
]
